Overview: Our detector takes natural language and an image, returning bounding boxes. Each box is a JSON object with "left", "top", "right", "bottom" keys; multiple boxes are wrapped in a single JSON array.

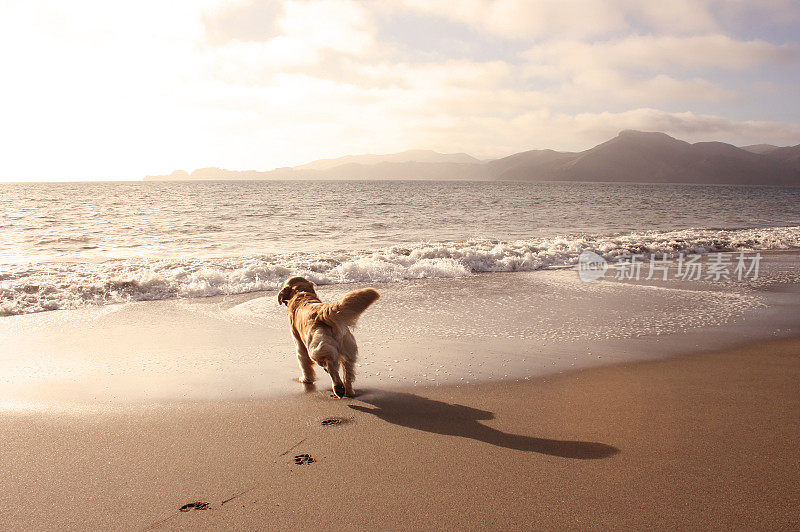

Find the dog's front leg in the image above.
[
  {"left": 327, "top": 366, "right": 346, "bottom": 399},
  {"left": 318, "top": 360, "right": 346, "bottom": 398},
  {"left": 311, "top": 349, "right": 346, "bottom": 398}
]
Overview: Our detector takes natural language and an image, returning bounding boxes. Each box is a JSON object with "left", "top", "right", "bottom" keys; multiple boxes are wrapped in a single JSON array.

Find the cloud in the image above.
[
  {"left": 205, "top": 0, "right": 375, "bottom": 54},
  {"left": 279, "top": 0, "right": 374, "bottom": 55},
  {"left": 524, "top": 34, "right": 797, "bottom": 73},
  {"left": 202, "top": 0, "right": 377, "bottom": 80},
  {"left": 395, "top": 0, "right": 628, "bottom": 39},
  {"left": 519, "top": 34, "right": 797, "bottom": 105},
  {"left": 354, "top": 60, "right": 513, "bottom": 90},
  {"left": 392, "top": 0, "right": 727, "bottom": 39},
  {"left": 555, "top": 71, "right": 736, "bottom": 104},
  {"left": 203, "top": 0, "right": 284, "bottom": 44},
  {"left": 714, "top": 0, "right": 800, "bottom": 29},
  {"left": 546, "top": 108, "right": 800, "bottom": 146},
  {"left": 623, "top": 0, "right": 719, "bottom": 34}
]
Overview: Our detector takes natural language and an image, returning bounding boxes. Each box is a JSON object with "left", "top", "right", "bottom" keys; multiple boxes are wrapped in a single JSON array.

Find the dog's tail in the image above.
[{"left": 320, "top": 288, "right": 380, "bottom": 327}]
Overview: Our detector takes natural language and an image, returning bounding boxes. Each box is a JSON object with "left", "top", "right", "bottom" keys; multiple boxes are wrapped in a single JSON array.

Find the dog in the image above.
[{"left": 278, "top": 276, "right": 380, "bottom": 398}]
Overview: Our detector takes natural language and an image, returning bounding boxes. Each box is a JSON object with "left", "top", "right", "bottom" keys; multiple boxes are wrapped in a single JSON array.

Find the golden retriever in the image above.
[{"left": 278, "top": 276, "right": 380, "bottom": 398}]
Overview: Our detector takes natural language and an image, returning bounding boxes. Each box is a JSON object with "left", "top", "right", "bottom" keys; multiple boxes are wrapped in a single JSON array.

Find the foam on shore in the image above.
[{"left": 1, "top": 225, "right": 799, "bottom": 315}]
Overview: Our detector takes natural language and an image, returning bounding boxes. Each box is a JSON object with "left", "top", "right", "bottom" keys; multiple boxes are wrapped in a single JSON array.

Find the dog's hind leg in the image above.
[
  {"left": 341, "top": 357, "right": 356, "bottom": 398},
  {"left": 340, "top": 332, "right": 358, "bottom": 397},
  {"left": 294, "top": 334, "right": 315, "bottom": 384}
]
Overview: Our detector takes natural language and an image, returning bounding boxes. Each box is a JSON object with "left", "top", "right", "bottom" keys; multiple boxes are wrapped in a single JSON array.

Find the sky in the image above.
[{"left": 1, "top": 0, "right": 799, "bottom": 181}]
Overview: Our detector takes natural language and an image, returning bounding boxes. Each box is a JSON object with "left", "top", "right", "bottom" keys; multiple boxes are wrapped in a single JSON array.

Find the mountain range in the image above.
[{"left": 145, "top": 130, "right": 800, "bottom": 185}]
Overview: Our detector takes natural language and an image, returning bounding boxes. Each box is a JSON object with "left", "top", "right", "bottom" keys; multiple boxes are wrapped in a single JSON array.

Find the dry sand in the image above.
[{"left": 2, "top": 337, "right": 798, "bottom": 531}]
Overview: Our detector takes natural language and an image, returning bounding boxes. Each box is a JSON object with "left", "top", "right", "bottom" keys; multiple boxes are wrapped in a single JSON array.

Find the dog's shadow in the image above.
[{"left": 348, "top": 390, "right": 619, "bottom": 459}]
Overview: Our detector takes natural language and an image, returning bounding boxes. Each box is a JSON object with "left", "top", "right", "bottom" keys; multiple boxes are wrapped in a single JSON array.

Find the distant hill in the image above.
[
  {"left": 502, "top": 130, "right": 799, "bottom": 185},
  {"left": 294, "top": 149, "right": 480, "bottom": 171},
  {"left": 146, "top": 162, "right": 482, "bottom": 181},
  {"left": 144, "top": 131, "right": 800, "bottom": 185},
  {"left": 146, "top": 150, "right": 485, "bottom": 181},
  {"left": 484, "top": 148, "right": 576, "bottom": 179},
  {"left": 740, "top": 144, "right": 779, "bottom": 154},
  {"left": 766, "top": 144, "right": 800, "bottom": 166}
]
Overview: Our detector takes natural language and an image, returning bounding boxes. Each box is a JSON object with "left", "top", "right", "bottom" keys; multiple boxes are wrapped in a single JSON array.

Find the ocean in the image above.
[{"left": 2, "top": 180, "right": 800, "bottom": 316}]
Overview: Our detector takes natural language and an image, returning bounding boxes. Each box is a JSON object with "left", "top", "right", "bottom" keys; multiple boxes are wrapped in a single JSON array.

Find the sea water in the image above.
[{"left": 1, "top": 180, "right": 799, "bottom": 316}]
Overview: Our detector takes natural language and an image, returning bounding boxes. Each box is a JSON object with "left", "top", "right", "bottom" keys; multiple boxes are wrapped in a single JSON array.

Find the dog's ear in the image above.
[{"left": 278, "top": 286, "right": 292, "bottom": 306}]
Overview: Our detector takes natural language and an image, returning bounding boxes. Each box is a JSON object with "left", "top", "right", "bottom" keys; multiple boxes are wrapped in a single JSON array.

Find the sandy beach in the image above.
[
  {"left": 2, "top": 251, "right": 800, "bottom": 529},
  {"left": 1, "top": 337, "right": 798, "bottom": 530}
]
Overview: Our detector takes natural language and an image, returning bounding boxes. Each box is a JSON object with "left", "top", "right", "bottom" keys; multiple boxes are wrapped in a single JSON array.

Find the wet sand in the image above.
[
  {"left": 1, "top": 337, "right": 798, "bottom": 530},
  {"left": 3, "top": 250, "right": 799, "bottom": 408}
]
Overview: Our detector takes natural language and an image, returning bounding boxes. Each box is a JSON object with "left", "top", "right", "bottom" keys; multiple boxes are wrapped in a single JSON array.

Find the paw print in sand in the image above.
[
  {"left": 179, "top": 502, "right": 210, "bottom": 512},
  {"left": 294, "top": 453, "right": 316, "bottom": 465}
]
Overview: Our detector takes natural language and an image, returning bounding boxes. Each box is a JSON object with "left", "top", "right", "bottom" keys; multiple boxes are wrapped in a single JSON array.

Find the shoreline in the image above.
[
  {"left": 2, "top": 250, "right": 800, "bottom": 409},
  {"left": 2, "top": 336, "right": 798, "bottom": 530}
]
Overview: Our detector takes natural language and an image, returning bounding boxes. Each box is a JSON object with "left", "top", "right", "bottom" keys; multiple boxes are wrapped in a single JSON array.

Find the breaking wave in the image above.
[{"left": 2, "top": 225, "right": 799, "bottom": 316}]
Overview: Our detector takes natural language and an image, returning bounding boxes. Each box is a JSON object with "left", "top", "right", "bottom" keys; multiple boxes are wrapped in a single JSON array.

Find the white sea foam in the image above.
[{"left": 2, "top": 225, "right": 799, "bottom": 316}]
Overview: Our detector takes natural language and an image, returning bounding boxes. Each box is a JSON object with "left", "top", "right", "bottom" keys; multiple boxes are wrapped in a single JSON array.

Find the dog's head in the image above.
[{"left": 278, "top": 276, "right": 317, "bottom": 306}]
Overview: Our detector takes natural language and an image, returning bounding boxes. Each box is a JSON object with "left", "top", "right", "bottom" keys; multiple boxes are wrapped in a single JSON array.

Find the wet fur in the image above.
[{"left": 278, "top": 276, "right": 380, "bottom": 398}]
